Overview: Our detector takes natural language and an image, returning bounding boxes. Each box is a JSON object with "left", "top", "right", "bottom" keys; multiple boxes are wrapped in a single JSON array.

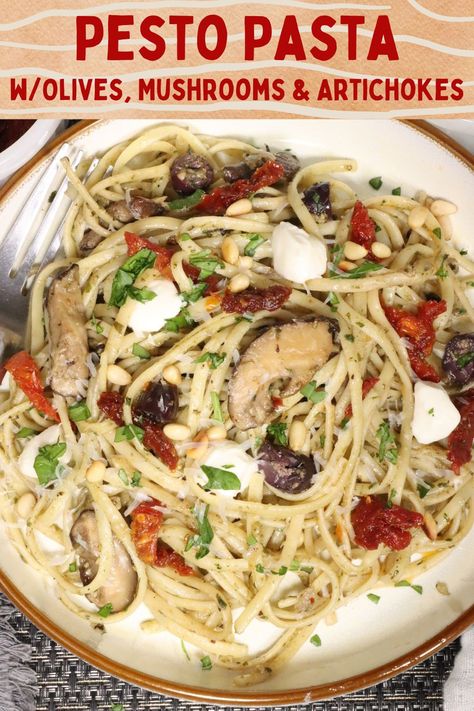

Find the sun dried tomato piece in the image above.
[
  {"left": 130, "top": 500, "right": 164, "bottom": 566},
  {"left": 352, "top": 496, "right": 424, "bottom": 551},
  {"left": 155, "top": 541, "right": 195, "bottom": 576},
  {"left": 197, "top": 160, "right": 285, "bottom": 216},
  {"left": 4, "top": 351, "right": 59, "bottom": 422},
  {"left": 98, "top": 391, "right": 125, "bottom": 426},
  {"left": 344, "top": 377, "right": 379, "bottom": 420},
  {"left": 142, "top": 423, "right": 179, "bottom": 471},
  {"left": 350, "top": 201, "right": 377, "bottom": 255},
  {"left": 448, "top": 389, "right": 474, "bottom": 474},
  {"left": 221, "top": 285, "right": 291, "bottom": 314},
  {"left": 383, "top": 299, "right": 446, "bottom": 382},
  {"left": 182, "top": 261, "right": 224, "bottom": 295},
  {"left": 125, "top": 231, "right": 175, "bottom": 279}
]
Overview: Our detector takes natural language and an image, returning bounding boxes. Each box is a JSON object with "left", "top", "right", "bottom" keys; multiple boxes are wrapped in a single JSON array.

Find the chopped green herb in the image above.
[
  {"left": 376, "top": 420, "right": 398, "bottom": 465},
  {"left": 118, "top": 468, "right": 129, "bottom": 486},
  {"left": 185, "top": 504, "right": 214, "bottom": 559},
  {"left": 310, "top": 634, "right": 322, "bottom": 647},
  {"left": 132, "top": 343, "right": 151, "bottom": 360},
  {"left": 109, "top": 248, "right": 156, "bottom": 308},
  {"left": 111, "top": 704, "right": 124, "bottom": 711},
  {"left": 300, "top": 381, "right": 326, "bottom": 405},
  {"left": 244, "top": 233, "right": 266, "bottom": 257},
  {"left": 181, "top": 640, "right": 191, "bottom": 661},
  {"left": 16, "top": 427, "right": 38, "bottom": 439},
  {"left": 201, "top": 464, "right": 241, "bottom": 491},
  {"left": 267, "top": 421, "right": 288, "bottom": 446},
  {"left": 278, "top": 565, "right": 288, "bottom": 576},
  {"left": 432, "top": 227, "right": 442, "bottom": 239},
  {"left": 34, "top": 442, "right": 67, "bottom": 486},
  {"left": 91, "top": 315, "right": 104, "bottom": 334},
  {"left": 211, "top": 391, "right": 223, "bottom": 422},
  {"left": 165, "top": 308, "right": 195, "bottom": 333},
  {"left": 417, "top": 482, "right": 431, "bottom": 499},
  {"left": 369, "top": 176, "right": 383, "bottom": 190},
  {"left": 48, "top": 190, "right": 57, "bottom": 203},
  {"left": 289, "top": 560, "right": 300, "bottom": 571},
  {"left": 330, "top": 261, "right": 384, "bottom": 280},
  {"left": 344, "top": 334, "right": 355, "bottom": 342},
  {"left": 98, "top": 603, "right": 113, "bottom": 618},
  {"left": 460, "top": 249, "right": 468, "bottom": 256},
  {"left": 182, "top": 282, "right": 207, "bottom": 304},
  {"left": 247, "top": 534, "right": 257, "bottom": 546},
  {"left": 395, "top": 580, "right": 423, "bottom": 594},
  {"left": 200, "top": 655, "right": 212, "bottom": 671},
  {"left": 428, "top": 407, "right": 435, "bottom": 416},
  {"left": 179, "top": 233, "right": 192, "bottom": 241},
  {"left": 127, "top": 286, "right": 156, "bottom": 303},
  {"left": 217, "top": 595, "right": 227, "bottom": 609},
  {"left": 435, "top": 255, "right": 448, "bottom": 279},
  {"left": 68, "top": 401, "right": 91, "bottom": 422},
  {"left": 301, "top": 565, "right": 314, "bottom": 574},
  {"left": 386, "top": 488, "right": 397, "bottom": 509},
  {"left": 68, "top": 562, "right": 77, "bottom": 573},
  {"left": 196, "top": 351, "right": 226, "bottom": 369},
  {"left": 392, "top": 187, "right": 401, "bottom": 195},
  {"left": 255, "top": 563, "right": 265, "bottom": 573},
  {"left": 319, "top": 434, "right": 326, "bottom": 448},
  {"left": 189, "top": 249, "right": 224, "bottom": 280},
  {"left": 131, "top": 471, "right": 142, "bottom": 487},
  {"left": 456, "top": 352, "right": 474, "bottom": 368},
  {"left": 168, "top": 189, "right": 205, "bottom": 212},
  {"left": 375, "top": 223, "right": 382, "bottom": 232},
  {"left": 331, "top": 243, "right": 344, "bottom": 267},
  {"left": 367, "top": 593, "right": 380, "bottom": 604},
  {"left": 412, "top": 584, "right": 423, "bottom": 595},
  {"left": 114, "top": 424, "right": 144, "bottom": 443},
  {"left": 340, "top": 417, "right": 350, "bottom": 430},
  {"left": 328, "top": 292, "right": 339, "bottom": 312}
]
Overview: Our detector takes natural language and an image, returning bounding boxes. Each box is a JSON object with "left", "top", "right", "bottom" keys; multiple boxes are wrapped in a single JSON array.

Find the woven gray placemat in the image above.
[{"left": 1, "top": 593, "right": 460, "bottom": 711}]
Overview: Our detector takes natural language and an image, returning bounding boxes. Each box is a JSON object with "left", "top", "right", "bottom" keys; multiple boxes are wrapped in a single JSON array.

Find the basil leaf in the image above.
[
  {"left": 114, "top": 424, "right": 144, "bottom": 443},
  {"left": 417, "top": 482, "right": 431, "bottom": 499},
  {"left": 266, "top": 421, "right": 288, "bottom": 446},
  {"left": 211, "top": 392, "right": 223, "bottom": 422},
  {"left": 34, "top": 442, "right": 67, "bottom": 486},
  {"left": 182, "top": 283, "right": 207, "bottom": 304},
  {"left": 300, "top": 381, "right": 326, "bottom": 405},
  {"left": 369, "top": 176, "right": 383, "bottom": 190},
  {"left": 331, "top": 243, "right": 344, "bottom": 267},
  {"left": 196, "top": 352, "right": 225, "bottom": 369},
  {"left": 165, "top": 308, "right": 194, "bottom": 333},
  {"left": 68, "top": 401, "right": 91, "bottom": 422},
  {"left": 109, "top": 248, "right": 156, "bottom": 307},
  {"left": 392, "top": 187, "right": 401, "bottom": 195},
  {"left": 328, "top": 292, "right": 339, "bottom": 312},
  {"left": 189, "top": 250, "right": 224, "bottom": 280},
  {"left": 132, "top": 343, "right": 151, "bottom": 360},
  {"left": 16, "top": 427, "right": 38, "bottom": 439},
  {"left": 201, "top": 464, "right": 241, "bottom": 490},
  {"left": 244, "top": 233, "right": 265, "bottom": 257},
  {"left": 186, "top": 504, "right": 214, "bottom": 559},
  {"left": 168, "top": 189, "right": 205, "bottom": 212},
  {"left": 376, "top": 420, "right": 398, "bottom": 465},
  {"left": 127, "top": 286, "right": 156, "bottom": 303},
  {"left": 330, "top": 261, "right": 384, "bottom": 280}
]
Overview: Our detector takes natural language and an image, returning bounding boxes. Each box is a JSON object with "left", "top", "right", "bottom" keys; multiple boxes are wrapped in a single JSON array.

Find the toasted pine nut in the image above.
[
  {"left": 16, "top": 492, "right": 36, "bottom": 518},
  {"left": 225, "top": 198, "right": 252, "bottom": 217},
  {"left": 430, "top": 199, "right": 457, "bottom": 217},
  {"left": 163, "top": 423, "right": 191, "bottom": 441},
  {"left": 207, "top": 424, "right": 227, "bottom": 441},
  {"left": 107, "top": 364, "right": 132, "bottom": 386},
  {"left": 343, "top": 241, "right": 368, "bottom": 261},
  {"left": 289, "top": 420, "right": 307, "bottom": 451},
  {"left": 371, "top": 242, "right": 392, "bottom": 259},
  {"left": 229, "top": 273, "right": 250, "bottom": 293},
  {"left": 187, "top": 433, "right": 208, "bottom": 459},
  {"left": 221, "top": 236, "right": 239, "bottom": 265},
  {"left": 424, "top": 511, "right": 437, "bottom": 541},
  {"left": 408, "top": 205, "right": 429, "bottom": 231},
  {"left": 339, "top": 260, "right": 357, "bottom": 272},
  {"left": 86, "top": 460, "right": 106, "bottom": 484},
  {"left": 238, "top": 256, "right": 253, "bottom": 270},
  {"left": 163, "top": 365, "right": 182, "bottom": 386}
]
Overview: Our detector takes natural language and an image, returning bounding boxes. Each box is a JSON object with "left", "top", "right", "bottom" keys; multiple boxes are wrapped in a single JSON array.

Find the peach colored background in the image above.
[{"left": 0, "top": 0, "right": 472, "bottom": 118}]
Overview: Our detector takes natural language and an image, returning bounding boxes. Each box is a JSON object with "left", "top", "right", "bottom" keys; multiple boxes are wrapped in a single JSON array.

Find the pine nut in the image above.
[
  {"left": 289, "top": 420, "right": 307, "bottom": 451},
  {"left": 225, "top": 198, "right": 253, "bottom": 217},
  {"left": 339, "top": 260, "right": 357, "bottom": 272},
  {"left": 424, "top": 511, "right": 437, "bottom": 541},
  {"left": 207, "top": 424, "right": 227, "bottom": 441},
  {"left": 238, "top": 255, "right": 253, "bottom": 270},
  {"left": 187, "top": 433, "right": 208, "bottom": 459},
  {"left": 430, "top": 199, "right": 457, "bottom": 217},
  {"left": 408, "top": 205, "right": 429, "bottom": 231},
  {"left": 163, "top": 365, "right": 182, "bottom": 386},
  {"left": 371, "top": 242, "right": 392, "bottom": 259},
  {"left": 86, "top": 460, "right": 106, "bottom": 484},
  {"left": 16, "top": 492, "right": 36, "bottom": 518},
  {"left": 107, "top": 364, "right": 132, "bottom": 386},
  {"left": 229, "top": 273, "right": 250, "bottom": 293},
  {"left": 343, "top": 241, "right": 368, "bottom": 261},
  {"left": 163, "top": 423, "right": 191, "bottom": 441},
  {"left": 221, "top": 236, "right": 239, "bottom": 265}
]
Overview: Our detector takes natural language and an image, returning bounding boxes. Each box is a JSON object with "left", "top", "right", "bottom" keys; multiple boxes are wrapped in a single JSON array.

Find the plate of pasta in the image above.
[{"left": 0, "top": 119, "right": 473, "bottom": 704}]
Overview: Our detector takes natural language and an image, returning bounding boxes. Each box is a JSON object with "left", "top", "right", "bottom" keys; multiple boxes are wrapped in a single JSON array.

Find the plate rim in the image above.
[{"left": 0, "top": 118, "right": 473, "bottom": 706}]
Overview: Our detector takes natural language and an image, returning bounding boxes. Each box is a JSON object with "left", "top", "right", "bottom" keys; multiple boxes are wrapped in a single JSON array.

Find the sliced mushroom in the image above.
[
  {"left": 47, "top": 265, "right": 89, "bottom": 398},
  {"left": 107, "top": 194, "right": 163, "bottom": 223},
  {"left": 228, "top": 319, "right": 339, "bottom": 430},
  {"left": 70, "top": 510, "right": 137, "bottom": 613},
  {"left": 79, "top": 229, "right": 104, "bottom": 255}
]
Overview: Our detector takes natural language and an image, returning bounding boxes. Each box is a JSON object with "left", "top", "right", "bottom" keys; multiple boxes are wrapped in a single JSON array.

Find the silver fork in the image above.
[{"left": 0, "top": 145, "right": 99, "bottom": 355}]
